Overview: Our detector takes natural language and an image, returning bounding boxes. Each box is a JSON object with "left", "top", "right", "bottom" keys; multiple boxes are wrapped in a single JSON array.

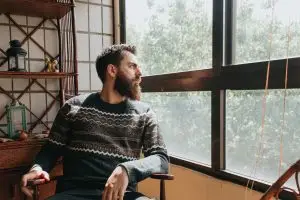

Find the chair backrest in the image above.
[{"left": 260, "top": 160, "right": 300, "bottom": 200}]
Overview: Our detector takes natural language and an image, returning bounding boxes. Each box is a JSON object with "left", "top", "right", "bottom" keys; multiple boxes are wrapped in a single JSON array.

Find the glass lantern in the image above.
[
  {"left": 6, "top": 40, "right": 27, "bottom": 72},
  {"left": 5, "top": 101, "right": 27, "bottom": 139}
]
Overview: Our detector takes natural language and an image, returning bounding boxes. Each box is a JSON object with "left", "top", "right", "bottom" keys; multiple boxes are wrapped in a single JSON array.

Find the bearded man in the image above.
[{"left": 20, "top": 44, "right": 169, "bottom": 200}]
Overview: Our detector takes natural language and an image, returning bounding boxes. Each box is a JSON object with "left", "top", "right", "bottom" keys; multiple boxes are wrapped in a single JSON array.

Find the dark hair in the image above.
[{"left": 95, "top": 44, "right": 136, "bottom": 83}]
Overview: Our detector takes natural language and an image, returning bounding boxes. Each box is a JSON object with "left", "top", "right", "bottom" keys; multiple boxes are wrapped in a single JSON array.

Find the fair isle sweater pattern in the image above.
[
  {"left": 48, "top": 96, "right": 167, "bottom": 162},
  {"left": 33, "top": 93, "right": 169, "bottom": 190}
]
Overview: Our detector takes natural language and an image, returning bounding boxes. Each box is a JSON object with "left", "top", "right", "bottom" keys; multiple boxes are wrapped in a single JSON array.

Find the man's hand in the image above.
[
  {"left": 102, "top": 166, "right": 129, "bottom": 200},
  {"left": 20, "top": 170, "right": 50, "bottom": 197}
]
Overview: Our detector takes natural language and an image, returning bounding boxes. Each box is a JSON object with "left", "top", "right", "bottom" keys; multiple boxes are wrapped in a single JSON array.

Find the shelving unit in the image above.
[
  {"left": 0, "top": 1, "right": 78, "bottom": 198},
  {"left": 0, "top": 0, "right": 78, "bottom": 97},
  {"left": 0, "top": 0, "right": 78, "bottom": 134},
  {"left": 0, "top": 0, "right": 72, "bottom": 19}
]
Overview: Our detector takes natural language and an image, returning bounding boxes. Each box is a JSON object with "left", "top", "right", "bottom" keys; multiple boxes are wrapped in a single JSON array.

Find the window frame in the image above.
[{"left": 120, "top": 0, "right": 299, "bottom": 199}]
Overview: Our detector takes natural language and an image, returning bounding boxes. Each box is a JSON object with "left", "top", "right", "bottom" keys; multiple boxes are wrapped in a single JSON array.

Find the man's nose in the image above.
[{"left": 136, "top": 66, "right": 142, "bottom": 77}]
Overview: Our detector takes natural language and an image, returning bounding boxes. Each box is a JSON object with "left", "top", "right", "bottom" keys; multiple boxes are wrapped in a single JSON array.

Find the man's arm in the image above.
[
  {"left": 119, "top": 108, "right": 169, "bottom": 184},
  {"left": 32, "top": 101, "right": 72, "bottom": 172},
  {"left": 21, "top": 102, "right": 72, "bottom": 197}
]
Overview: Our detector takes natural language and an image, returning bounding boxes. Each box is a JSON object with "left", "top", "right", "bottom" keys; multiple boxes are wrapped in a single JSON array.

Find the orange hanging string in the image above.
[
  {"left": 279, "top": 20, "right": 292, "bottom": 177},
  {"left": 244, "top": 1, "right": 275, "bottom": 199}
]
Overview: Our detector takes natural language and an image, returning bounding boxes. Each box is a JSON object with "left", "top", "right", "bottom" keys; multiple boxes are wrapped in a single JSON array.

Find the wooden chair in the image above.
[
  {"left": 260, "top": 159, "right": 300, "bottom": 200},
  {"left": 27, "top": 173, "right": 174, "bottom": 200}
]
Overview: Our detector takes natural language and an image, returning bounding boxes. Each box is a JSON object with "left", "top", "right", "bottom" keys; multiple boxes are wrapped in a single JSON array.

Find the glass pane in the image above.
[
  {"left": 234, "top": 0, "right": 300, "bottom": 64},
  {"left": 18, "top": 55, "right": 25, "bottom": 69},
  {"left": 11, "top": 109, "right": 23, "bottom": 132},
  {"left": 9, "top": 57, "right": 16, "bottom": 69},
  {"left": 126, "top": 0, "right": 212, "bottom": 75},
  {"left": 226, "top": 89, "right": 300, "bottom": 189},
  {"left": 142, "top": 92, "right": 211, "bottom": 164}
]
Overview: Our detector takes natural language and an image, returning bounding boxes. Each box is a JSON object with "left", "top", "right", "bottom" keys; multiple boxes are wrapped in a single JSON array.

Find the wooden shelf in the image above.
[
  {"left": 0, "top": 138, "right": 47, "bottom": 150},
  {"left": 0, "top": 138, "right": 47, "bottom": 170},
  {"left": 0, "top": 0, "right": 72, "bottom": 19},
  {"left": 0, "top": 71, "right": 76, "bottom": 79}
]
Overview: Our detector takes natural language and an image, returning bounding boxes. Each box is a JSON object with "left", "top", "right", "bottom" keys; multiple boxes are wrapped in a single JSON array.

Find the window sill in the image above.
[{"left": 170, "top": 156, "right": 295, "bottom": 200}]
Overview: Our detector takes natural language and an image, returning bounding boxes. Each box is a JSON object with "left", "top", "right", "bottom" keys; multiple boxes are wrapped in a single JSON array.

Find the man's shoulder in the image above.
[
  {"left": 127, "top": 99, "right": 152, "bottom": 114},
  {"left": 65, "top": 93, "right": 96, "bottom": 106}
]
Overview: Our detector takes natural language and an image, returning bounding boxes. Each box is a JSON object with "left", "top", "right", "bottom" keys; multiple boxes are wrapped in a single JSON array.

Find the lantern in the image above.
[
  {"left": 6, "top": 40, "right": 27, "bottom": 72},
  {"left": 5, "top": 101, "right": 27, "bottom": 139}
]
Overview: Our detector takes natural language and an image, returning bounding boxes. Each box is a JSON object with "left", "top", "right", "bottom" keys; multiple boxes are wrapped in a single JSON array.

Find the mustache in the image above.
[{"left": 134, "top": 76, "right": 142, "bottom": 83}]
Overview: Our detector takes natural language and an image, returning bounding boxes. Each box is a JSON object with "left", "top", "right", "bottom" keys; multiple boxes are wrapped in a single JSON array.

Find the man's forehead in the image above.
[{"left": 122, "top": 51, "right": 138, "bottom": 63}]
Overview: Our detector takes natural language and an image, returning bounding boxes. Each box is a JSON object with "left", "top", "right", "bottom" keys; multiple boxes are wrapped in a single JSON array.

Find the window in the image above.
[
  {"left": 124, "top": 0, "right": 300, "bottom": 196},
  {"left": 126, "top": 0, "right": 213, "bottom": 164},
  {"left": 226, "top": 89, "right": 300, "bottom": 188},
  {"left": 142, "top": 92, "right": 211, "bottom": 165},
  {"left": 126, "top": 0, "right": 212, "bottom": 75},
  {"left": 234, "top": 0, "right": 300, "bottom": 64}
]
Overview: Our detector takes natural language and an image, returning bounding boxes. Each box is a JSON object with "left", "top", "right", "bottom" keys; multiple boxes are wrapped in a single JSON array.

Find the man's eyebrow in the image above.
[{"left": 128, "top": 62, "right": 138, "bottom": 66}]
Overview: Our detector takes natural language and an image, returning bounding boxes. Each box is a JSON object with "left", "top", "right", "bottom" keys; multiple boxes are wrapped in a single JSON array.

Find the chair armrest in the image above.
[
  {"left": 150, "top": 173, "right": 174, "bottom": 180},
  {"left": 27, "top": 179, "right": 47, "bottom": 186},
  {"left": 26, "top": 177, "right": 61, "bottom": 200},
  {"left": 27, "top": 174, "right": 175, "bottom": 187},
  {"left": 27, "top": 176, "right": 60, "bottom": 187}
]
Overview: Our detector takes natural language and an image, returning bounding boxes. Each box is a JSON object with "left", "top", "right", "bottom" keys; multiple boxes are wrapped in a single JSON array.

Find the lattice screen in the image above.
[{"left": 0, "top": 0, "right": 114, "bottom": 136}]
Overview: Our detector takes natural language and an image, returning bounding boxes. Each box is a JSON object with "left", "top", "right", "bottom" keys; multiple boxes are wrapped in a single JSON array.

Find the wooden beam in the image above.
[
  {"left": 140, "top": 57, "right": 300, "bottom": 92},
  {"left": 220, "top": 57, "right": 300, "bottom": 90}
]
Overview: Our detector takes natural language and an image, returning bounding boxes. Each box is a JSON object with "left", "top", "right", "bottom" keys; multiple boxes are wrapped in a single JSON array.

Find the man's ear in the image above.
[{"left": 107, "top": 64, "right": 118, "bottom": 79}]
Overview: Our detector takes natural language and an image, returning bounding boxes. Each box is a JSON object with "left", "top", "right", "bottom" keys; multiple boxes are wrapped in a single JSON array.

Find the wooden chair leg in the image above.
[
  {"left": 32, "top": 185, "right": 39, "bottom": 200},
  {"left": 160, "top": 180, "right": 165, "bottom": 200}
]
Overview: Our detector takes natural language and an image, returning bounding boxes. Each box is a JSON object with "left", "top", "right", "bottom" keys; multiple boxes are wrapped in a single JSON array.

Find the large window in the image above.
[
  {"left": 228, "top": 0, "right": 300, "bottom": 189},
  {"left": 126, "top": 0, "right": 212, "bottom": 75},
  {"left": 226, "top": 89, "right": 300, "bottom": 188},
  {"left": 124, "top": 0, "right": 300, "bottom": 196},
  {"left": 142, "top": 92, "right": 211, "bottom": 165},
  {"left": 234, "top": 0, "right": 300, "bottom": 64}
]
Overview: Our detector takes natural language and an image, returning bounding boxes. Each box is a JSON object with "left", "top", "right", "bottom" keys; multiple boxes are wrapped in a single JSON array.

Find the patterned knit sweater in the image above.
[{"left": 33, "top": 92, "right": 169, "bottom": 192}]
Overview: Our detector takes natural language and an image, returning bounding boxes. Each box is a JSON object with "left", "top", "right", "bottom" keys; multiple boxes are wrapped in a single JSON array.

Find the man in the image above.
[{"left": 21, "top": 44, "right": 169, "bottom": 200}]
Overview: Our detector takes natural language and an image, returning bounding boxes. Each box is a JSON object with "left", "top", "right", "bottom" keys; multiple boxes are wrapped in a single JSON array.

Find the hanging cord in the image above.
[
  {"left": 244, "top": 1, "right": 276, "bottom": 199},
  {"left": 278, "top": 19, "right": 292, "bottom": 178}
]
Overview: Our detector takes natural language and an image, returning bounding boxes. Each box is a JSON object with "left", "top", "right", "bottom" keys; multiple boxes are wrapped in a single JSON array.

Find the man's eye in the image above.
[{"left": 130, "top": 64, "right": 137, "bottom": 69}]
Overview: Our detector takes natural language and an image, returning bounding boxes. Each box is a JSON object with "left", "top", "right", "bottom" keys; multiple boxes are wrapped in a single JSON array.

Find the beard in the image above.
[{"left": 114, "top": 72, "right": 141, "bottom": 100}]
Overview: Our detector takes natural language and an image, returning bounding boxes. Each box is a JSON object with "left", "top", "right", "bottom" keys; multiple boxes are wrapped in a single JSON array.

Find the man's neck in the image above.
[{"left": 99, "top": 87, "right": 126, "bottom": 104}]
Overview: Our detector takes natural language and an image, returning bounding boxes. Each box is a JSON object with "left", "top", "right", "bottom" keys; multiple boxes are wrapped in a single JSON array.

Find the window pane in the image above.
[
  {"left": 126, "top": 0, "right": 212, "bottom": 75},
  {"left": 226, "top": 89, "right": 300, "bottom": 188},
  {"left": 234, "top": 0, "right": 300, "bottom": 64},
  {"left": 142, "top": 92, "right": 211, "bottom": 164}
]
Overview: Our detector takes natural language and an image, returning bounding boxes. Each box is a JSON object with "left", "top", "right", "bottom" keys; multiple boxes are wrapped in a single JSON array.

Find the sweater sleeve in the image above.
[
  {"left": 32, "top": 101, "right": 72, "bottom": 173},
  {"left": 119, "top": 108, "right": 169, "bottom": 184}
]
